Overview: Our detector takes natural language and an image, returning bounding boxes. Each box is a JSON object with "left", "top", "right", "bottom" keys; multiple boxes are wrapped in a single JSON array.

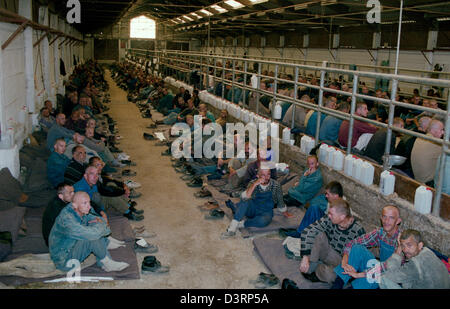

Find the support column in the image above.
[
  {"left": 19, "top": 0, "right": 35, "bottom": 116},
  {"left": 372, "top": 32, "right": 381, "bottom": 67},
  {"left": 39, "top": 6, "right": 52, "bottom": 104}
]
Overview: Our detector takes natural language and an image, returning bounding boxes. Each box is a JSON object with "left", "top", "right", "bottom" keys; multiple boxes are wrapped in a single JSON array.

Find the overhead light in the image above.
[
  {"left": 200, "top": 9, "right": 213, "bottom": 16},
  {"left": 256, "top": 11, "right": 266, "bottom": 17},
  {"left": 211, "top": 4, "right": 228, "bottom": 14},
  {"left": 224, "top": 0, "right": 245, "bottom": 9},
  {"left": 191, "top": 12, "right": 202, "bottom": 19},
  {"left": 249, "top": 0, "right": 269, "bottom": 4},
  {"left": 294, "top": 4, "right": 308, "bottom": 10},
  {"left": 183, "top": 15, "right": 194, "bottom": 21},
  {"left": 437, "top": 17, "right": 450, "bottom": 21}
]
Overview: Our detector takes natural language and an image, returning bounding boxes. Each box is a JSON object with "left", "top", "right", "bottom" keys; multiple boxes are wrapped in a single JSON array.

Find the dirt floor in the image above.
[{"left": 27, "top": 71, "right": 271, "bottom": 289}]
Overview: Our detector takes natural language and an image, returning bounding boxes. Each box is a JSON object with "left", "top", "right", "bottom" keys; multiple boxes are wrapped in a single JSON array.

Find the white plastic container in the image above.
[
  {"left": 414, "top": 186, "right": 433, "bottom": 214},
  {"left": 270, "top": 122, "right": 279, "bottom": 138},
  {"left": 282, "top": 127, "right": 291, "bottom": 144},
  {"left": 318, "top": 144, "right": 329, "bottom": 163},
  {"left": 332, "top": 150, "right": 345, "bottom": 171},
  {"left": 344, "top": 154, "right": 356, "bottom": 177},
  {"left": 361, "top": 161, "right": 375, "bottom": 186},
  {"left": 380, "top": 170, "right": 396, "bottom": 196},
  {"left": 352, "top": 158, "right": 364, "bottom": 181},
  {"left": 326, "top": 146, "right": 336, "bottom": 166},
  {"left": 300, "top": 136, "right": 315, "bottom": 155},
  {"left": 273, "top": 101, "right": 282, "bottom": 119}
]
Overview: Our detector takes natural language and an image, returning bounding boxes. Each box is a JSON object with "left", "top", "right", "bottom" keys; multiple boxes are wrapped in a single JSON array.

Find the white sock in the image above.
[{"left": 227, "top": 219, "right": 242, "bottom": 232}]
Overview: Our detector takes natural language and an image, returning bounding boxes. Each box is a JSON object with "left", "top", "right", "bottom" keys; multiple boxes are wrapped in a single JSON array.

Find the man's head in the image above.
[
  {"left": 185, "top": 114, "right": 194, "bottom": 127},
  {"left": 325, "top": 181, "right": 344, "bottom": 202},
  {"left": 72, "top": 145, "right": 86, "bottom": 163},
  {"left": 53, "top": 138, "right": 66, "bottom": 154},
  {"left": 44, "top": 100, "right": 53, "bottom": 111},
  {"left": 399, "top": 229, "right": 424, "bottom": 260},
  {"left": 427, "top": 119, "right": 444, "bottom": 139},
  {"left": 89, "top": 156, "right": 104, "bottom": 172},
  {"left": 306, "top": 155, "right": 319, "bottom": 171},
  {"left": 328, "top": 198, "right": 352, "bottom": 225},
  {"left": 86, "top": 118, "right": 96, "bottom": 128},
  {"left": 70, "top": 109, "right": 80, "bottom": 121},
  {"left": 325, "top": 97, "right": 337, "bottom": 110},
  {"left": 56, "top": 183, "right": 74, "bottom": 203},
  {"left": 338, "top": 101, "right": 350, "bottom": 113},
  {"left": 72, "top": 191, "right": 91, "bottom": 216},
  {"left": 393, "top": 117, "right": 405, "bottom": 130},
  {"left": 187, "top": 98, "right": 194, "bottom": 109},
  {"left": 85, "top": 127, "right": 95, "bottom": 138},
  {"left": 40, "top": 107, "right": 50, "bottom": 118},
  {"left": 198, "top": 103, "right": 208, "bottom": 114},
  {"left": 83, "top": 166, "right": 99, "bottom": 186},
  {"left": 55, "top": 113, "right": 66, "bottom": 126},
  {"left": 418, "top": 116, "right": 432, "bottom": 133},
  {"left": 381, "top": 205, "right": 402, "bottom": 235},
  {"left": 355, "top": 102, "right": 369, "bottom": 117},
  {"left": 257, "top": 167, "right": 271, "bottom": 185}
]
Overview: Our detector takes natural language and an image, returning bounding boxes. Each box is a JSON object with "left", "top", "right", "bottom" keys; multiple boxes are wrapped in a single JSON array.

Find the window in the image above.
[{"left": 130, "top": 16, "right": 156, "bottom": 39}]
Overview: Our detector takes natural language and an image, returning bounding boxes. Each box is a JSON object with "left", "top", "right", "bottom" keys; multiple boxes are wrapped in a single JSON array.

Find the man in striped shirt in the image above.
[
  {"left": 299, "top": 198, "right": 366, "bottom": 284},
  {"left": 332, "top": 205, "right": 402, "bottom": 289}
]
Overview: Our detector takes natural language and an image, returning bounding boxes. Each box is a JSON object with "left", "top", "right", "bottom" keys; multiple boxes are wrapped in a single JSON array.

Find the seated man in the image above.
[
  {"left": 49, "top": 191, "right": 129, "bottom": 273},
  {"left": 64, "top": 145, "right": 88, "bottom": 185},
  {"left": 198, "top": 103, "right": 215, "bottom": 123},
  {"left": 46, "top": 113, "right": 77, "bottom": 151},
  {"left": 319, "top": 102, "right": 350, "bottom": 145},
  {"left": 221, "top": 165, "right": 292, "bottom": 239},
  {"left": 305, "top": 97, "right": 337, "bottom": 137},
  {"left": 380, "top": 229, "right": 450, "bottom": 289},
  {"left": 338, "top": 102, "right": 378, "bottom": 148},
  {"left": 284, "top": 154, "right": 323, "bottom": 207},
  {"left": 299, "top": 199, "right": 366, "bottom": 284},
  {"left": 42, "top": 183, "right": 74, "bottom": 247},
  {"left": 38, "top": 107, "right": 55, "bottom": 133},
  {"left": 332, "top": 205, "right": 402, "bottom": 289},
  {"left": 282, "top": 94, "right": 310, "bottom": 132},
  {"left": 282, "top": 181, "right": 344, "bottom": 238},
  {"left": 47, "top": 138, "right": 71, "bottom": 188}
]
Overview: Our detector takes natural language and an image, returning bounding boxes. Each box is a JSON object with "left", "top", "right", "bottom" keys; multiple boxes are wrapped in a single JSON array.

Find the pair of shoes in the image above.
[
  {"left": 281, "top": 278, "right": 299, "bottom": 289},
  {"left": 278, "top": 228, "right": 297, "bottom": 238},
  {"left": 134, "top": 239, "right": 158, "bottom": 253},
  {"left": 124, "top": 180, "right": 141, "bottom": 189},
  {"left": 249, "top": 273, "right": 280, "bottom": 289},
  {"left": 187, "top": 178, "right": 203, "bottom": 188},
  {"left": 124, "top": 212, "right": 144, "bottom": 221},
  {"left": 122, "top": 169, "right": 137, "bottom": 177},
  {"left": 121, "top": 160, "right": 137, "bottom": 166},
  {"left": 117, "top": 153, "right": 130, "bottom": 161},
  {"left": 181, "top": 175, "right": 194, "bottom": 181},
  {"left": 141, "top": 256, "right": 170, "bottom": 274},
  {"left": 143, "top": 132, "right": 156, "bottom": 140},
  {"left": 194, "top": 189, "right": 211, "bottom": 198},
  {"left": 302, "top": 272, "right": 322, "bottom": 283},
  {"left": 204, "top": 209, "right": 225, "bottom": 220},
  {"left": 129, "top": 188, "right": 142, "bottom": 198}
]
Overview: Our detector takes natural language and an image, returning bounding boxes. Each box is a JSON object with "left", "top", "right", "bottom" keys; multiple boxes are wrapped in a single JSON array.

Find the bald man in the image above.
[
  {"left": 332, "top": 205, "right": 402, "bottom": 289},
  {"left": 49, "top": 192, "right": 129, "bottom": 273}
]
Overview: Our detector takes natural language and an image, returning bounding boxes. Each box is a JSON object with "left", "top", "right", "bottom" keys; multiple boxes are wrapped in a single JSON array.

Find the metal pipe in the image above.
[
  {"left": 292, "top": 66, "right": 299, "bottom": 129},
  {"left": 383, "top": 79, "right": 399, "bottom": 170},
  {"left": 243, "top": 60, "right": 248, "bottom": 107},
  {"left": 231, "top": 59, "right": 236, "bottom": 103},
  {"left": 256, "top": 62, "right": 261, "bottom": 115},
  {"left": 347, "top": 75, "right": 359, "bottom": 154},
  {"left": 272, "top": 64, "right": 279, "bottom": 121},
  {"left": 315, "top": 64, "right": 326, "bottom": 145}
]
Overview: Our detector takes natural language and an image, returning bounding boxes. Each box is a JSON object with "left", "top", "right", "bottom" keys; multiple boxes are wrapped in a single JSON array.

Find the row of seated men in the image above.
[
  {"left": 120, "top": 62, "right": 450, "bottom": 289},
  {"left": 35, "top": 61, "right": 150, "bottom": 274}
]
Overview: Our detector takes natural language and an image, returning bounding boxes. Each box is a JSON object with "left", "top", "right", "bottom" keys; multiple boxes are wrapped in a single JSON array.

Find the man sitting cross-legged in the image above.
[
  {"left": 49, "top": 191, "right": 129, "bottom": 272},
  {"left": 221, "top": 164, "right": 293, "bottom": 239},
  {"left": 298, "top": 198, "right": 365, "bottom": 284},
  {"left": 379, "top": 229, "right": 450, "bottom": 289}
]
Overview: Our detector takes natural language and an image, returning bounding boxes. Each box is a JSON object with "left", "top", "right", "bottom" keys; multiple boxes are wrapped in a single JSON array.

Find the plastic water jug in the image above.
[
  {"left": 380, "top": 170, "right": 396, "bottom": 196},
  {"left": 344, "top": 154, "right": 356, "bottom": 177},
  {"left": 300, "top": 135, "right": 311, "bottom": 153},
  {"left": 414, "top": 186, "right": 433, "bottom": 214},
  {"left": 273, "top": 101, "right": 282, "bottom": 119},
  {"left": 361, "top": 161, "right": 375, "bottom": 186},
  {"left": 282, "top": 127, "right": 291, "bottom": 144},
  {"left": 352, "top": 158, "right": 364, "bottom": 181},
  {"left": 243, "top": 110, "right": 249, "bottom": 123},
  {"left": 332, "top": 150, "right": 344, "bottom": 171},
  {"left": 326, "top": 146, "right": 336, "bottom": 166},
  {"left": 318, "top": 144, "right": 328, "bottom": 163},
  {"left": 270, "top": 122, "right": 279, "bottom": 138}
]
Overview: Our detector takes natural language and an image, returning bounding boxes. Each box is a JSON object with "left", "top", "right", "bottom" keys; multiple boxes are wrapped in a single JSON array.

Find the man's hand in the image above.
[
  {"left": 88, "top": 217, "right": 103, "bottom": 224},
  {"left": 282, "top": 211, "right": 294, "bottom": 218},
  {"left": 342, "top": 268, "right": 366, "bottom": 279},
  {"left": 299, "top": 256, "right": 310, "bottom": 273},
  {"left": 395, "top": 233, "right": 403, "bottom": 256}
]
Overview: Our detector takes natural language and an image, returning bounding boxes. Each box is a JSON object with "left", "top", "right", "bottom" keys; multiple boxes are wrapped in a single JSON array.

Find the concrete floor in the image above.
[{"left": 76, "top": 71, "right": 270, "bottom": 289}]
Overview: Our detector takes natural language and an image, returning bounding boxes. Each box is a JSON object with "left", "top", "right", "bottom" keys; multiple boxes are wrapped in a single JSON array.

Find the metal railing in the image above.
[{"left": 125, "top": 48, "right": 450, "bottom": 219}]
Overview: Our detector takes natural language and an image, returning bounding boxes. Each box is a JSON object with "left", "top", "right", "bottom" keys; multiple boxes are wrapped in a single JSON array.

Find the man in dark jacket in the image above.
[{"left": 64, "top": 145, "right": 87, "bottom": 185}]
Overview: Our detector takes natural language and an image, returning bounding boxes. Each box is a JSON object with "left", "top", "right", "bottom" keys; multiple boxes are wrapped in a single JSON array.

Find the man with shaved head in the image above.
[
  {"left": 332, "top": 205, "right": 402, "bottom": 289},
  {"left": 49, "top": 192, "right": 129, "bottom": 273}
]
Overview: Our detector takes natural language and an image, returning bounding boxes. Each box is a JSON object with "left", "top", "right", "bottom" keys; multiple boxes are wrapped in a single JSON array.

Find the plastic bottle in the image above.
[
  {"left": 414, "top": 186, "right": 433, "bottom": 214},
  {"left": 344, "top": 154, "right": 356, "bottom": 177},
  {"left": 380, "top": 170, "right": 396, "bottom": 196},
  {"left": 273, "top": 101, "right": 282, "bottom": 119},
  {"left": 332, "top": 149, "right": 345, "bottom": 171},
  {"left": 352, "top": 158, "right": 364, "bottom": 181},
  {"left": 270, "top": 122, "right": 279, "bottom": 138},
  {"left": 318, "top": 144, "right": 328, "bottom": 163},
  {"left": 326, "top": 146, "right": 336, "bottom": 166},
  {"left": 282, "top": 127, "right": 291, "bottom": 144},
  {"left": 361, "top": 161, "right": 375, "bottom": 186}
]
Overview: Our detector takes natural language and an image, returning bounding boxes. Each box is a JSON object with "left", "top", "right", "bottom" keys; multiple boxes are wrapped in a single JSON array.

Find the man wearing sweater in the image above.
[{"left": 299, "top": 198, "right": 365, "bottom": 283}]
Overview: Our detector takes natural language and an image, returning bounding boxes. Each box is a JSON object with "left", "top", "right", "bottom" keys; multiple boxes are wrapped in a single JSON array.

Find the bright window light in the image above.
[
  {"left": 183, "top": 15, "right": 194, "bottom": 21},
  {"left": 130, "top": 16, "right": 156, "bottom": 39},
  {"left": 211, "top": 4, "right": 228, "bottom": 14},
  {"left": 224, "top": 0, "right": 245, "bottom": 9},
  {"left": 191, "top": 12, "right": 202, "bottom": 19},
  {"left": 200, "top": 9, "right": 213, "bottom": 16}
]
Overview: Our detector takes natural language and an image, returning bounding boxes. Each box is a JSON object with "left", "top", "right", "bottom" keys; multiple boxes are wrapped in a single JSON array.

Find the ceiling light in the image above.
[
  {"left": 249, "top": 0, "right": 269, "bottom": 4},
  {"left": 183, "top": 15, "right": 194, "bottom": 21},
  {"left": 224, "top": 0, "right": 245, "bottom": 9},
  {"left": 200, "top": 9, "right": 213, "bottom": 16},
  {"left": 211, "top": 4, "right": 228, "bottom": 14},
  {"left": 437, "top": 17, "right": 450, "bottom": 21},
  {"left": 191, "top": 12, "right": 202, "bottom": 19}
]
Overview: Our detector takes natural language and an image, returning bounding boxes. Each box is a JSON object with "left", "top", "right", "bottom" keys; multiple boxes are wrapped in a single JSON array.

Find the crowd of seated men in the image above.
[{"left": 108, "top": 58, "right": 449, "bottom": 289}]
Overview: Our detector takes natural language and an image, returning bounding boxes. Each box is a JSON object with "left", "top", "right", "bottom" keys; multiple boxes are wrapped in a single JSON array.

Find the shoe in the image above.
[
  {"left": 124, "top": 180, "right": 141, "bottom": 189},
  {"left": 129, "top": 189, "right": 142, "bottom": 198},
  {"left": 249, "top": 273, "right": 280, "bottom": 288},
  {"left": 130, "top": 205, "right": 144, "bottom": 215},
  {"left": 124, "top": 212, "right": 144, "bottom": 221},
  {"left": 121, "top": 160, "right": 137, "bottom": 166},
  {"left": 194, "top": 190, "right": 211, "bottom": 198},
  {"left": 141, "top": 256, "right": 170, "bottom": 274},
  {"left": 220, "top": 230, "right": 236, "bottom": 239},
  {"left": 143, "top": 133, "right": 156, "bottom": 140},
  {"left": 283, "top": 245, "right": 302, "bottom": 261},
  {"left": 117, "top": 153, "right": 130, "bottom": 161},
  {"left": 302, "top": 272, "right": 322, "bottom": 283},
  {"left": 99, "top": 256, "right": 129, "bottom": 272},
  {"left": 181, "top": 175, "right": 194, "bottom": 181},
  {"left": 281, "top": 278, "right": 299, "bottom": 289},
  {"left": 154, "top": 120, "right": 165, "bottom": 125},
  {"left": 134, "top": 239, "right": 158, "bottom": 253},
  {"left": 187, "top": 177, "right": 202, "bottom": 188},
  {"left": 204, "top": 209, "right": 225, "bottom": 220},
  {"left": 122, "top": 169, "right": 137, "bottom": 177}
]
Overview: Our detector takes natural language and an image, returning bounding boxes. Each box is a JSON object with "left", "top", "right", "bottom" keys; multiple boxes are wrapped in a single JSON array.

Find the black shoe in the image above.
[
  {"left": 204, "top": 209, "right": 225, "bottom": 220},
  {"left": 121, "top": 160, "right": 137, "bottom": 166},
  {"left": 124, "top": 212, "right": 144, "bottom": 221},
  {"left": 122, "top": 169, "right": 137, "bottom": 177},
  {"left": 281, "top": 278, "right": 299, "bottom": 289},
  {"left": 130, "top": 205, "right": 144, "bottom": 215},
  {"left": 143, "top": 133, "right": 156, "bottom": 140},
  {"left": 303, "top": 272, "right": 322, "bottom": 283},
  {"left": 141, "top": 256, "right": 170, "bottom": 274},
  {"left": 187, "top": 177, "right": 203, "bottom": 187}
]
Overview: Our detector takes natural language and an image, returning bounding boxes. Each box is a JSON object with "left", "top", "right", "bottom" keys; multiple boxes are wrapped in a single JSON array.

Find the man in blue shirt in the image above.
[
  {"left": 305, "top": 97, "right": 337, "bottom": 137},
  {"left": 319, "top": 102, "right": 350, "bottom": 144},
  {"left": 47, "top": 138, "right": 71, "bottom": 188}
]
